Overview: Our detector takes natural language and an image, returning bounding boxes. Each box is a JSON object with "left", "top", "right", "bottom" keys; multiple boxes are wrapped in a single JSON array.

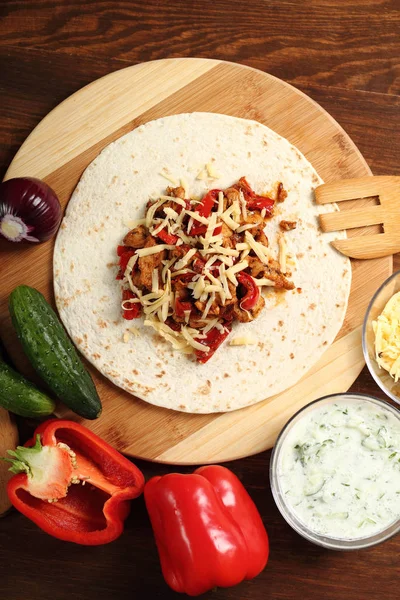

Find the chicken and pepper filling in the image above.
[{"left": 116, "top": 177, "right": 295, "bottom": 363}]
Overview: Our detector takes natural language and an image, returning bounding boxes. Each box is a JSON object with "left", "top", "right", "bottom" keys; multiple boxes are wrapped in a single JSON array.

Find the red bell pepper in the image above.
[
  {"left": 4, "top": 419, "right": 144, "bottom": 545},
  {"left": 196, "top": 189, "right": 220, "bottom": 217},
  {"left": 174, "top": 297, "right": 192, "bottom": 318},
  {"left": 122, "top": 289, "right": 141, "bottom": 320},
  {"left": 157, "top": 228, "right": 178, "bottom": 245},
  {"left": 246, "top": 196, "right": 274, "bottom": 214},
  {"left": 189, "top": 222, "right": 207, "bottom": 236},
  {"left": 144, "top": 465, "right": 269, "bottom": 596},
  {"left": 237, "top": 272, "right": 260, "bottom": 310},
  {"left": 118, "top": 248, "right": 136, "bottom": 273},
  {"left": 234, "top": 177, "right": 275, "bottom": 216},
  {"left": 195, "top": 324, "right": 231, "bottom": 363}
]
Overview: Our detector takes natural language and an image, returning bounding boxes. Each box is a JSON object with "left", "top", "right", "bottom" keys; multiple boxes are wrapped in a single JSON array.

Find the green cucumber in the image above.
[
  {"left": 0, "top": 360, "right": 56, "bottom": 418},
  {"left": 9, "top": 285, "right": 102, "bottom": 420}
]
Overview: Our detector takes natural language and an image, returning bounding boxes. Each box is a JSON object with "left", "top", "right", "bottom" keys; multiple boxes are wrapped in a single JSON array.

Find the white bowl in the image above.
[
  {"left": 362, "top": 270, "right": 400, "bottom": 405},
  {"left": 270, "top": 393, "right": 400, "bottom": 550}
]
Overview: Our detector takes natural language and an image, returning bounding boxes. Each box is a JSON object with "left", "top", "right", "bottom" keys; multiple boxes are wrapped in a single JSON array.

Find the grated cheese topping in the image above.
[
  {"left": 119, "top": 177, "right": 294, "bottom": 359},
  {"left": 373, "top": 292, "right": 400, "bottom": 382},
  {"left": 229, "top": 336, "right": 257, "bottom": 346}
]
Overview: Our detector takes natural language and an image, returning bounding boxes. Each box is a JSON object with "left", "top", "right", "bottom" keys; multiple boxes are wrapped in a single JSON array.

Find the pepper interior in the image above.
[
  {"left": 16, "top": 485, "right": 109, "bottom": 532},
  {"left": 54, "top": 427, "right": 135, "bottom": 491}
]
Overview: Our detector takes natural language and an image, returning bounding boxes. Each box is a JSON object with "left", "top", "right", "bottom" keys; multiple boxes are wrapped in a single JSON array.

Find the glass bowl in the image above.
[
  {"left": 362, "top": 270, "right": 400, "bottom": 405},
  {"left": 270, "top": 393, "right": 400, "bottom": 550}
]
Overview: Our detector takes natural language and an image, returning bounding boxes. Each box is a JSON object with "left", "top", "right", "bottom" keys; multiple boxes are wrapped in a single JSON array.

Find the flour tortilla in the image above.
[{"left": 54, "top": 113, "right": 351, "bottom": 413}]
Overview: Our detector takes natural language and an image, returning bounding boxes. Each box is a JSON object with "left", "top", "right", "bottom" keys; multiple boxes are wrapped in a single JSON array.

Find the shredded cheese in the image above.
[
  {"left": 185, "top": 210, "right": 210, "bottom": 226},
  {"left": 206, "top": 162, "right": 221, "bottom": 179},
  {"left": 217, "top": 191, "right": 224, "bottom": 216},
  {"left": 373, "top": 292, "right": 400, "bottom": 382},
  {"left": 196, "top": 168, "right": 208, "bottom": 181},
  {"left": 229, "top": 336, "right": 257, "bottom": 346},
  {"left": 181, "top": 326, "right": 210, "bottom": 351},
  {"left": 159, "top": 170, "right": 178, "bottom": 185},
  {"left": 202, "top": 292, "right": 216, "bottom": 320},
  {"left": 244, "top": 231, "right": 270, "bottom": 264},
  {"left": 225, "top": 261, "right": 249, "bottom": 285},
  {"left": 255, "top": 278, "right": 276, "bottom": 287},
  {"left": 174, "top": 248, "right": 197, "bottom": 270},
  {"left": 278, "top": 234, "right": 288, "bottom": 273},
  {"left": 220, "top": 212, "right": 240, "bottom": 231},
  {"left": 136, "top": 244, "right": 175, "bottom": 257}
]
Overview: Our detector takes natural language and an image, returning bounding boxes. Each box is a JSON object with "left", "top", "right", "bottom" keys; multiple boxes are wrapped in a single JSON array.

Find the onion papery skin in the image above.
[{"left": 0, "top": 177, "right": 62, "bottom": 243}]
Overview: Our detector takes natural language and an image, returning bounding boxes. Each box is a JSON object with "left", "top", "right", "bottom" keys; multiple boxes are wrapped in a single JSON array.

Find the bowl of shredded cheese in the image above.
[{"left": 362, "top": 270, "right": 400, "bottom": 405}]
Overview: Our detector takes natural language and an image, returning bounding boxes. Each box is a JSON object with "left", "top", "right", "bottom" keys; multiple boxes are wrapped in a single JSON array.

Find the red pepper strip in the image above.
[
  {"left": 5, "top": 419, "right": 144, "bottom": 545},
  {"left": 192, "top": 257, "right": 206, "bottom": 274},
  {"left": 194, "top": 324, "right": 231, "bottom": 364},
  {"left": 157, "top": 228, "right": 178, "bottom": 245},
  {"left": 246, "top": 196, "right": 274, "bottom": 215},
  {"left": 190, "top": 222, "right": 222, "bottom": 237},
  {"left": 189, "top": 222, "right": 207, "bottom": 236},
  {"left": 234, "top": 177, "right": 275, "bottom": 215},
  {"left": 196, "top": 189, "right": 221, "bottom": 218},
  {"left": 174, "top": 297, "right": 192, "bottom": 318},
  {"left": 122, "top": 289, "right": 141, "bottom": 320},
  {"left": 144, "top": 465, "right": 269, "bottom": 596},
  {"left": 119, "top": 249, "right": 136, "bottom": 273},
  {"left": 237, "top": 272, "right": 260, "bottom": 311},
  {"left": 117, "top": 244, "right": 127, "bottom": 256}
]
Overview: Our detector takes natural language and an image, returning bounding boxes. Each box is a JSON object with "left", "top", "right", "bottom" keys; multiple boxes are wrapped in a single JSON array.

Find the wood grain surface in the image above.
[
  {"left": 0, "top": 1, "right": 399, "bottom": 600},
  {"left": 1, "top": 58, "right": 392, "bottom": 464}
]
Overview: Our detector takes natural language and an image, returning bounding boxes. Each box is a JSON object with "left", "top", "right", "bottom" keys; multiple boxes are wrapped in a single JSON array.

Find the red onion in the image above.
[{"left": 0, "top": 177, "right": 62, "bottom": 243}]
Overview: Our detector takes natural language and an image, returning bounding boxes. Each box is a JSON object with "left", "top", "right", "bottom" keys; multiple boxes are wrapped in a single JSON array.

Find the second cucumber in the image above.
[{"left": 9, "top": 285, "right": 102, "bottom": 420}]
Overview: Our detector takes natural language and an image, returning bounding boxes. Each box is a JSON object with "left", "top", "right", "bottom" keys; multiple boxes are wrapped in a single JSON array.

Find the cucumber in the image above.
[
  {"left": 0, "top": 360, "right": 56, "bottom": 418},
  {"left": 9, "top": 285, "right": 102, "bottom": 420}
]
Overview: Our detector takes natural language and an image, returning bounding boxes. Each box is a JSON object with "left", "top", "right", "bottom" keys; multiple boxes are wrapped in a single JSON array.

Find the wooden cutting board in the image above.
[{"left": 0, "top": 58, "right": 392, "bottom": 464}]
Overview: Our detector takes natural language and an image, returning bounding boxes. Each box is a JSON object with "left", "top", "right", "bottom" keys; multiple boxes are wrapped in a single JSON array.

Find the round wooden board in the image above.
[{"left": 0, "top": 58, "right": 392, "bottom": 465}]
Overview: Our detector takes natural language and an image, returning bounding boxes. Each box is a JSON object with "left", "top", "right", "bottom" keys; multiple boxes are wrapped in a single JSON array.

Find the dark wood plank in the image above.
[
  {"left": 0, "top": 1, "right": 399, "bottom": 599},
  {"left": 0, "top": 0, "right": 399, "bottom": 94}
]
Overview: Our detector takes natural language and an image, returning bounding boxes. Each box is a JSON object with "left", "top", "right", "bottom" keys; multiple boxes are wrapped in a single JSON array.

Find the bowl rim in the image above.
[
  {"left": 362, "top": 269, "right": 400, "bottom": 405},
  {"left": 269, "top": 391, "right": 400, "bottom": 550}
]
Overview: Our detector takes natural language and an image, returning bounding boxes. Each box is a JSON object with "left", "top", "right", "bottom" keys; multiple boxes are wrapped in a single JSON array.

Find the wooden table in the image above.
[{"left": 0, "top": 1, "right": 399, "bottom": 599}]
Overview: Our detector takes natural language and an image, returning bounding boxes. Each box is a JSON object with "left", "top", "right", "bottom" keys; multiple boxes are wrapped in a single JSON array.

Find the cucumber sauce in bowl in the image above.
[{"left": 270, "top": 394, "right": 400, "bottom": 549}]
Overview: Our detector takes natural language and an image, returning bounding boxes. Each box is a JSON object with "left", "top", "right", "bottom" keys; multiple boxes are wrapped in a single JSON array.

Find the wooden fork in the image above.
[{"left": 315, "top": 176, "right": 400, "bottom": 259}]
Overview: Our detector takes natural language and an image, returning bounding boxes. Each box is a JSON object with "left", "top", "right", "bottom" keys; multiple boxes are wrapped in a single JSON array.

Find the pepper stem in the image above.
[{"left": 2, "top": 434, "right": 43, "bottom": 475}]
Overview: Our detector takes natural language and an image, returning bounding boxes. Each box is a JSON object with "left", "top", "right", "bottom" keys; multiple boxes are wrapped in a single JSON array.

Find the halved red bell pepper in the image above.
[
  {"left": 237, "top": 272, "right": 260, "bottom": 310},
  {"left": 144, "top": 465, "right": 269, "bottom": 596},
  {"left": 195, "top": 324, "right": 231, "bottom": 363},
  {"left": 4, "top": 419, "right": 144, "bottom": 545}
]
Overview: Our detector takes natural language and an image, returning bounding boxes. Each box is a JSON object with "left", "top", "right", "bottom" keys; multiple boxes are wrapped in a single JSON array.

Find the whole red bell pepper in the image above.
[
  {"left": 4, "top": 419, "right": 144, "bottom": 545},
  {"left": 144, "top": 465, "right": 269, "bottom": 596}
]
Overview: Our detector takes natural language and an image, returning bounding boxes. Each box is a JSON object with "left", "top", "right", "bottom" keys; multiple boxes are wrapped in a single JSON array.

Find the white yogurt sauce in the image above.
[{"left": 277, "top": 399, "right": 400, "bottom": 539}]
